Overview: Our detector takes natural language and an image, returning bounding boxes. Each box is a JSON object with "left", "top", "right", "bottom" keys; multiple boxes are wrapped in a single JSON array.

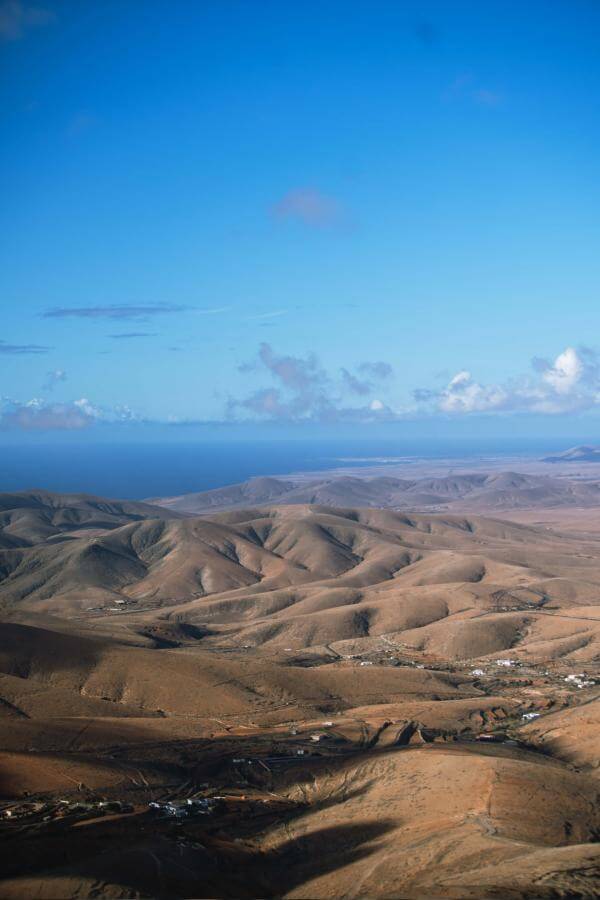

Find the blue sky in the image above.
[{"left": 2, "top": 0, "right": 600, "bottom": 439}]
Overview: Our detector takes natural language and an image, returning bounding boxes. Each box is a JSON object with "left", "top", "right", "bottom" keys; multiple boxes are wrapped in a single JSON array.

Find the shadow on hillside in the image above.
[
  {"left": 0, "top": 730, "right": 397, "bottom": 898},
  {"left": 0, "top": 819, "right": 393, "bottom": 898}
]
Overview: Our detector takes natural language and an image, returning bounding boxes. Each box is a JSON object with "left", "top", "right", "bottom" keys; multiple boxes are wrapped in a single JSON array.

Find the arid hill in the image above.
[
  {"left": 151, "top": 470, "right": 600, "bottom": 515},
  {"left": 0, "top": 488, "right": 181, "bottom": 549},
  {"left": 0, "top": 490, "right": 599, "bottom": 898},
  {"left": 544, "top": 444, "right": 600, "bottom": 463}
]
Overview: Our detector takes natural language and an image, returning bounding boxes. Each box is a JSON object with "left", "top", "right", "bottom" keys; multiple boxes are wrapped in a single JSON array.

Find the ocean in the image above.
[{"left": 0, "top": 438, "right": 575, "bottom": 500}]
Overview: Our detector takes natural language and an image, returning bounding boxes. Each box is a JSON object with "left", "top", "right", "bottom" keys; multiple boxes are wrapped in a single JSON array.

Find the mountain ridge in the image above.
[
  {"left": 543, "top": 444, "right": 600, "bottom": 463},
  {"left": 150, "top": 470, "right": 600, "bottom": 515}
]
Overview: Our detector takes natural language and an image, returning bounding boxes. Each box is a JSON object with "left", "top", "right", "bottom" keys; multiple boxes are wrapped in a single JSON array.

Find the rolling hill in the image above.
[
  {"left": 151, "top": 470, "right": 600, "bottom": 515},
  {"left": 0, "top": 489, "right": 599, "bottom": 898},
  {"left": 0, "top": 488, "right": 182, "bottom": 549}
]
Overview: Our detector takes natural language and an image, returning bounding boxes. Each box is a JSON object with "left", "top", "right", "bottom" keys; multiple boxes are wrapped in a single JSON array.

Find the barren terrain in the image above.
[
  {"left": 151, "top": 467, "right": 600, "bottom": 518},
  {"left": 0, "top": 483, "right": 599, "bottom": 898}
]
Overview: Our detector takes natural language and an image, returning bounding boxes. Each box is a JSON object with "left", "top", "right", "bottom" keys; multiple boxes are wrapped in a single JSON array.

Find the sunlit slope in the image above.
[
  {"left": 1, "top": 499, "right": 600, "bottom": 664},
  {"left": 0, "top": 489, "right": 181, "bottom": 549}
]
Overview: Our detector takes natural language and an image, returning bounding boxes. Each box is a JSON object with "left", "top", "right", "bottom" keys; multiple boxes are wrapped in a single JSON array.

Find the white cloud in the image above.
[
  {"left": 541, "top": 347, "right": 582, "bottom": 396},
  {"left": 423, "top": 346, "right": 600, "bottom": 416},
  {"left": 73, "top": 398, "right": 102, "bottom": 419},
  {"left": 439, "top": 371, "right": 508, "bottom": 413}
]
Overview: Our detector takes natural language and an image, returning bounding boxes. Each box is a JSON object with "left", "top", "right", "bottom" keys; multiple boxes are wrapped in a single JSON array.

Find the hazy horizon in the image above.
[{"left": 0, "top": 435, "right": 592, "bottom": 499}]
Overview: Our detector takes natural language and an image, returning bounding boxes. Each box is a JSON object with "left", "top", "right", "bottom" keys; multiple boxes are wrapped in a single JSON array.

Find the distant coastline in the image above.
[{"left": 0, "top": 438, "right": 596, "bottom": 500}]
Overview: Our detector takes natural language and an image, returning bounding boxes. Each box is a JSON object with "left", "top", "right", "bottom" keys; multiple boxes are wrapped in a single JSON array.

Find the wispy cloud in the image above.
[
  {"left": 472, "top": 88, "right": 503, "bottom": 107},
  {"left": 244, "top": 310, "right": 288, "bottom": 322},
  {"left": 359, "top": 361, "right": 393, "bottom": 380},
  {"left": 340, "top": 360, "right": 394, "bottom": 397},
  {"left": 0, "top": 0, "right": 54, "bottom": 41},
  {"left": 108, "top": 332, "right": 157, "bottom": 339},
  {"left": 443, "top": 73, "right": 503, "bottom": 107},
  {"left": 0, "top": 339, "right": 50, "bottom": 354},
  {"left": 272, "top": 188, "right": 343, "bottom": 228},
  {"left": 43, "top": 304, "right": 190, "bottom": 320},
  {"left": 415, "top": 346, "right": 600, "bottom": 415},
  {"left": 192, "top": 306, "right": 231, "bottom": 316}
]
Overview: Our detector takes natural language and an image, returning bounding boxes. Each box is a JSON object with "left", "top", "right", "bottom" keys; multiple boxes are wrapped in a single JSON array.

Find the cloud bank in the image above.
[
  {"left": 0, "top": 397, "right": 138, "bottom": 431},
  {"left": 4, "top": 344, "right": 598, "bottom": 431},
  {"left": 229, "top": 344, "right": 395, "bottom": 422},
  {"left": 420, "top": 347, "right": 600, "bottom": 415},
  {"left": 229, "top": 344, "right": 600, "bottom": 425}
]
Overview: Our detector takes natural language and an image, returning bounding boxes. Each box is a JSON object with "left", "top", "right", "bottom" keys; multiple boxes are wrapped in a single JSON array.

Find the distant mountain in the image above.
[
  {"left": 543, "top": 445, "right": 600, "bottom": 463},
  {"left": 151, "top": 471, "right": 600, "bottom": 515}
]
